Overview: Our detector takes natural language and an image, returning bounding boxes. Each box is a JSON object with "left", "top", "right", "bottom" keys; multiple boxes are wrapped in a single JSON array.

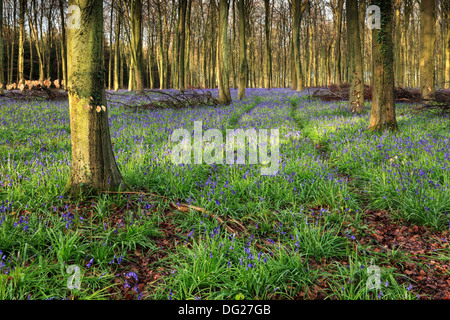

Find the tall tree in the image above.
[
  {"left": 369, "top": 0, "right": 397, "bottom": 131},
  {"left": 66, "top": 0, "right": 123, "bottom": 194},
  {"left": 155, "top": 0, "right": 166, "bottom": 89},
  {"left": 291, "top": 0, "right": 309, "bottom": 92},
  {"left": 237, "top": 0, "right": 247, "bottom": 99},
  {"left": 419, "top": 0, "right": 436, "bottom": 99},
  {"left": 114, "top": 1, "right": 121, "bottom": 91},
  {"left": 331, "top": 0, "right": 344, "bottom": 85},
  {"left": 347, "top": 0, "right": 364, "bottom": 113},
  {"left": 108, "top": 0, "right": 114, "bottom": 90},
  {"left": 445, "top": 0, "right": 450, "bottom": 89},
  {"left": 59, "top": 0, "right": 68, "bottom": 89},
  {"left": 28, "top": 0, "right": 45, "bottom": 83},
  {"left": 18, "top": 0, "right": 25, "bottom": 83},
  {"left": 178, "top": 0, "right": 187, "bottom": 91},
  {"left": 218, "top": 0, "right": 232, "bottom": 104},
  {"left": 131, "top": 0, "right": 144, "bottom": 93},
  {"left": 0, "top": 0, "right": 3, "bottom": 94},
  {"left": 263, "top": 0, "right": 271, "bottom": 89}
]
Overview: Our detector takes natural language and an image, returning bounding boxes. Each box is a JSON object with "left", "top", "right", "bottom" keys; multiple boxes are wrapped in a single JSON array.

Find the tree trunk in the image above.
[
  {"left": 291, "top": 40, "right": 296, "bottom": 89},
  {"left": 218, "top": 0, "right": 231, "bottom": 104},
  {"left": 66, "top": 0, "right": 123, "bottom": 195},
  {"left": 0, "top": 0, "right": 3, "bottom": 94},
  {"left": 347, "top": 0, "right": 364, "bottom": 113},
  {"left": 185, "top": 0, "right": 192, "bottom": 87},
  {"left": 18, "top": 0, "right": 25, "bottom": 83},
  {"left": 114, "top": 4, "right": 121, "bottom": 91},
  {"left": 108, "top": 0, "right": 114, "bottom": 90},
  {"left": 263, "top": 0, "right": 271, "bottom": 89},
  {"left": 131, "top": 0, "right": 144, "bottom": 93},
  {"left": 231, "top": 0, "right": 236, "bottom": 89},
  {"left": 8, "top": 0, "right": 16, "bottom": 85},
  {"left": 292, "top": 0, "right": 308, "bottom": 91},
  {"left": 29, "top": 33, "right": 34, "bottom": 80},
  {"left": 419, "top": 0, "right": 436, "bottom": 99},
  {"left": 59, "top": 0, "right": 68, "bottom": 89},
  {"left": 156, "top": 0, "right": 165, "bottom": 89},
  {"left": 237, "top": 0, "right": 248, "bottom": 99},
  {"left": 334, "top": 0, "right": 343, "bottom": 85},
  {"left": 369, "top": 0, "right": 397, "bottom": 132},
  {"left": 178, "top": 0, "right": 187, "bottom": 91},
  {"left": 444, "top": 1, "right": 449, "bottom": 89}
]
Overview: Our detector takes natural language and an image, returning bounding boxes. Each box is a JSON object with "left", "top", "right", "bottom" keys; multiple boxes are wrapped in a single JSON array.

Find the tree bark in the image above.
[
  {"left": 18, "top": 0, "right": 25, "bottom": 83},
  {"left": 59, "top": 0, "right": 68, "bottom": 89},
  {"left": 263, "top": 0, "right": 271, "bottom": 89},
  {"left": 419, "top": 0, "right": 436, "bottom": 99},
  {"left": 369, "top": 0, "right": 397, "bottom": 132},
  {"left": 218, "top": 0, "right": 231, "bottom": 104},
  {"left": 444, "top": 0, "right": 449, "bottom": 89},
  {"left": 131, "top": 0, "right": 144, "bottom": 93},
  {"left": 66, "top": 0, "right": 123, "bottom": 195},
  {"left": 178, "top": 0, "right": 187, "bottom": 91},
  {"left": 114, "top": 2, "right": 121, "bottom": 91},
  {"left": 237, "top": 0, "right": 247, "bottom": 99},
  {"left": 0, "top": 0, "right": 3, "bottom": 94},
  {"left": 108, "top": 0, "right": 114, "bottom": 90},
  {"left": 292, "top": 0, "right": 308, "bottom": 91},
  {"left": 347, "top": 0, "right": 364, "bottom": 113},
  {"left": 333, "top": 0, "right": 343, "bottom": 85}
]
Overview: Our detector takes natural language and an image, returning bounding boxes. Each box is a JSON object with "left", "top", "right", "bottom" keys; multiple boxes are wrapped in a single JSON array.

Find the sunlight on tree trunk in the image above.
[
  {"left": 0, "top": 0, "right": 3, "bottom": 94},
  {"left": 66, "top": 0, "right": 123, "bottom": 195},
  {"left": 237, "top": 0, "right": 247, "bottom": 100},
  {"left": 218, "top": 0, "right": 232, "bottom": 104},
  {"left": 368, "top": 0, "right": 397, "bottom": 132},
  {"left": 419, "top": 0, "right": 436, "bottom": 100},
  {"left": 347, "top": 0, "right": 364, "bottom": 114}
]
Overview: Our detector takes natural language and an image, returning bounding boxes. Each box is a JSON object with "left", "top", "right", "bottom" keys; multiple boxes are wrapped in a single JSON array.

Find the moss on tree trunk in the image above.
[
  {"left": 368, "top": 0, "right": 397, "bottom": 132},
  {"left": 66, "top": 0, "right": 124, "bottom": 196}
]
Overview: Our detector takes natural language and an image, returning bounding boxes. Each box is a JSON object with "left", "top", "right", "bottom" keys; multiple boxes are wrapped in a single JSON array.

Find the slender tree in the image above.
[
  {"left": 445, "top": 0, "right": 450, "bottom": 89},
  {"left": 332, "top": 0, "right": 344, "bottom": 85},
  {"left": 114, "top": 1, "right": 121, "bottom": 91},
  {"left": 131, "top": 0, "right": 144, "bottom": 93},
  {"left": 59, "top": 0, "right": 68, "bottom": 89},
  {"left": 347, "top": 0, "right": 364, "bottom": 113},
  {"left": 18, "top": 0, "right": 25, "bottom": 83},
  {"left": 419, "top": 0, "right": 436, "bottom": 99},
  {"left": 237, "top": 0, "right": 247, "bottom": 99},
  {"left": 292, "top": 0, "right": 309, "bottom": 92},
  {"left": 218, "top": 0, "right": 232, "bottom": 104},
  {"left": 0, "top": 0, "right": 3, "bottom": 94},
  {"left": 178, "top": 0, "right": 187, "bottom": 91},
  {"left": 108, "top": 0, "right": 114, "bottom": 90},
  {"left": 369, "top": 0, "right": 397, "bottom": 132},
  {"left": 66, "top": 0, "right": 123, "bottom": 194},
  {"left": 263, "top": 0, "right": 271, "bottom": 89}
]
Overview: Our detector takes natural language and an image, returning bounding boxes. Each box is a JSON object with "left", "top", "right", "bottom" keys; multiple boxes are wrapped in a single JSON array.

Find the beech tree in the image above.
[
  {"left": 347, "top": 0, "right": 364, "bottom": 113},
  {"left": 218, "top": 0, "right": 232, "bottom": 104},
  {"left": 17, "top": 0, "right": 25, "bottom": 84},
  {"left": 419, "top": 0, "right": 436, "bottom": 99},
  {"left": 0, "top": 0, "right": 3, "bottom": 94},
  {"left": 66, "top": 0, "right": 123, "bottom": 194},
  {"left": 368, "top": 0, "right": 397, "bottom": 132},
  {"left": 178, "top": 0, "right": 187, "bottom": 91},
  {"left": 237, "top": 0, "right": 248, "bottom": 100},
  {"left": 291, "top": 0, "right": 309, "bottom": 92},
  {"left": 263, "top": 0, "right": 271, "bottom": 89},
  {"left": 445, "top": 0, "right": 450, "bottom": 89}
]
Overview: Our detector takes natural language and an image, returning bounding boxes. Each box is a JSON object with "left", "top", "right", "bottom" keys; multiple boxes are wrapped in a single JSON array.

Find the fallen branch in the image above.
[{"left": 108, "top": 89, "right": 220, "bottom": 111}]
